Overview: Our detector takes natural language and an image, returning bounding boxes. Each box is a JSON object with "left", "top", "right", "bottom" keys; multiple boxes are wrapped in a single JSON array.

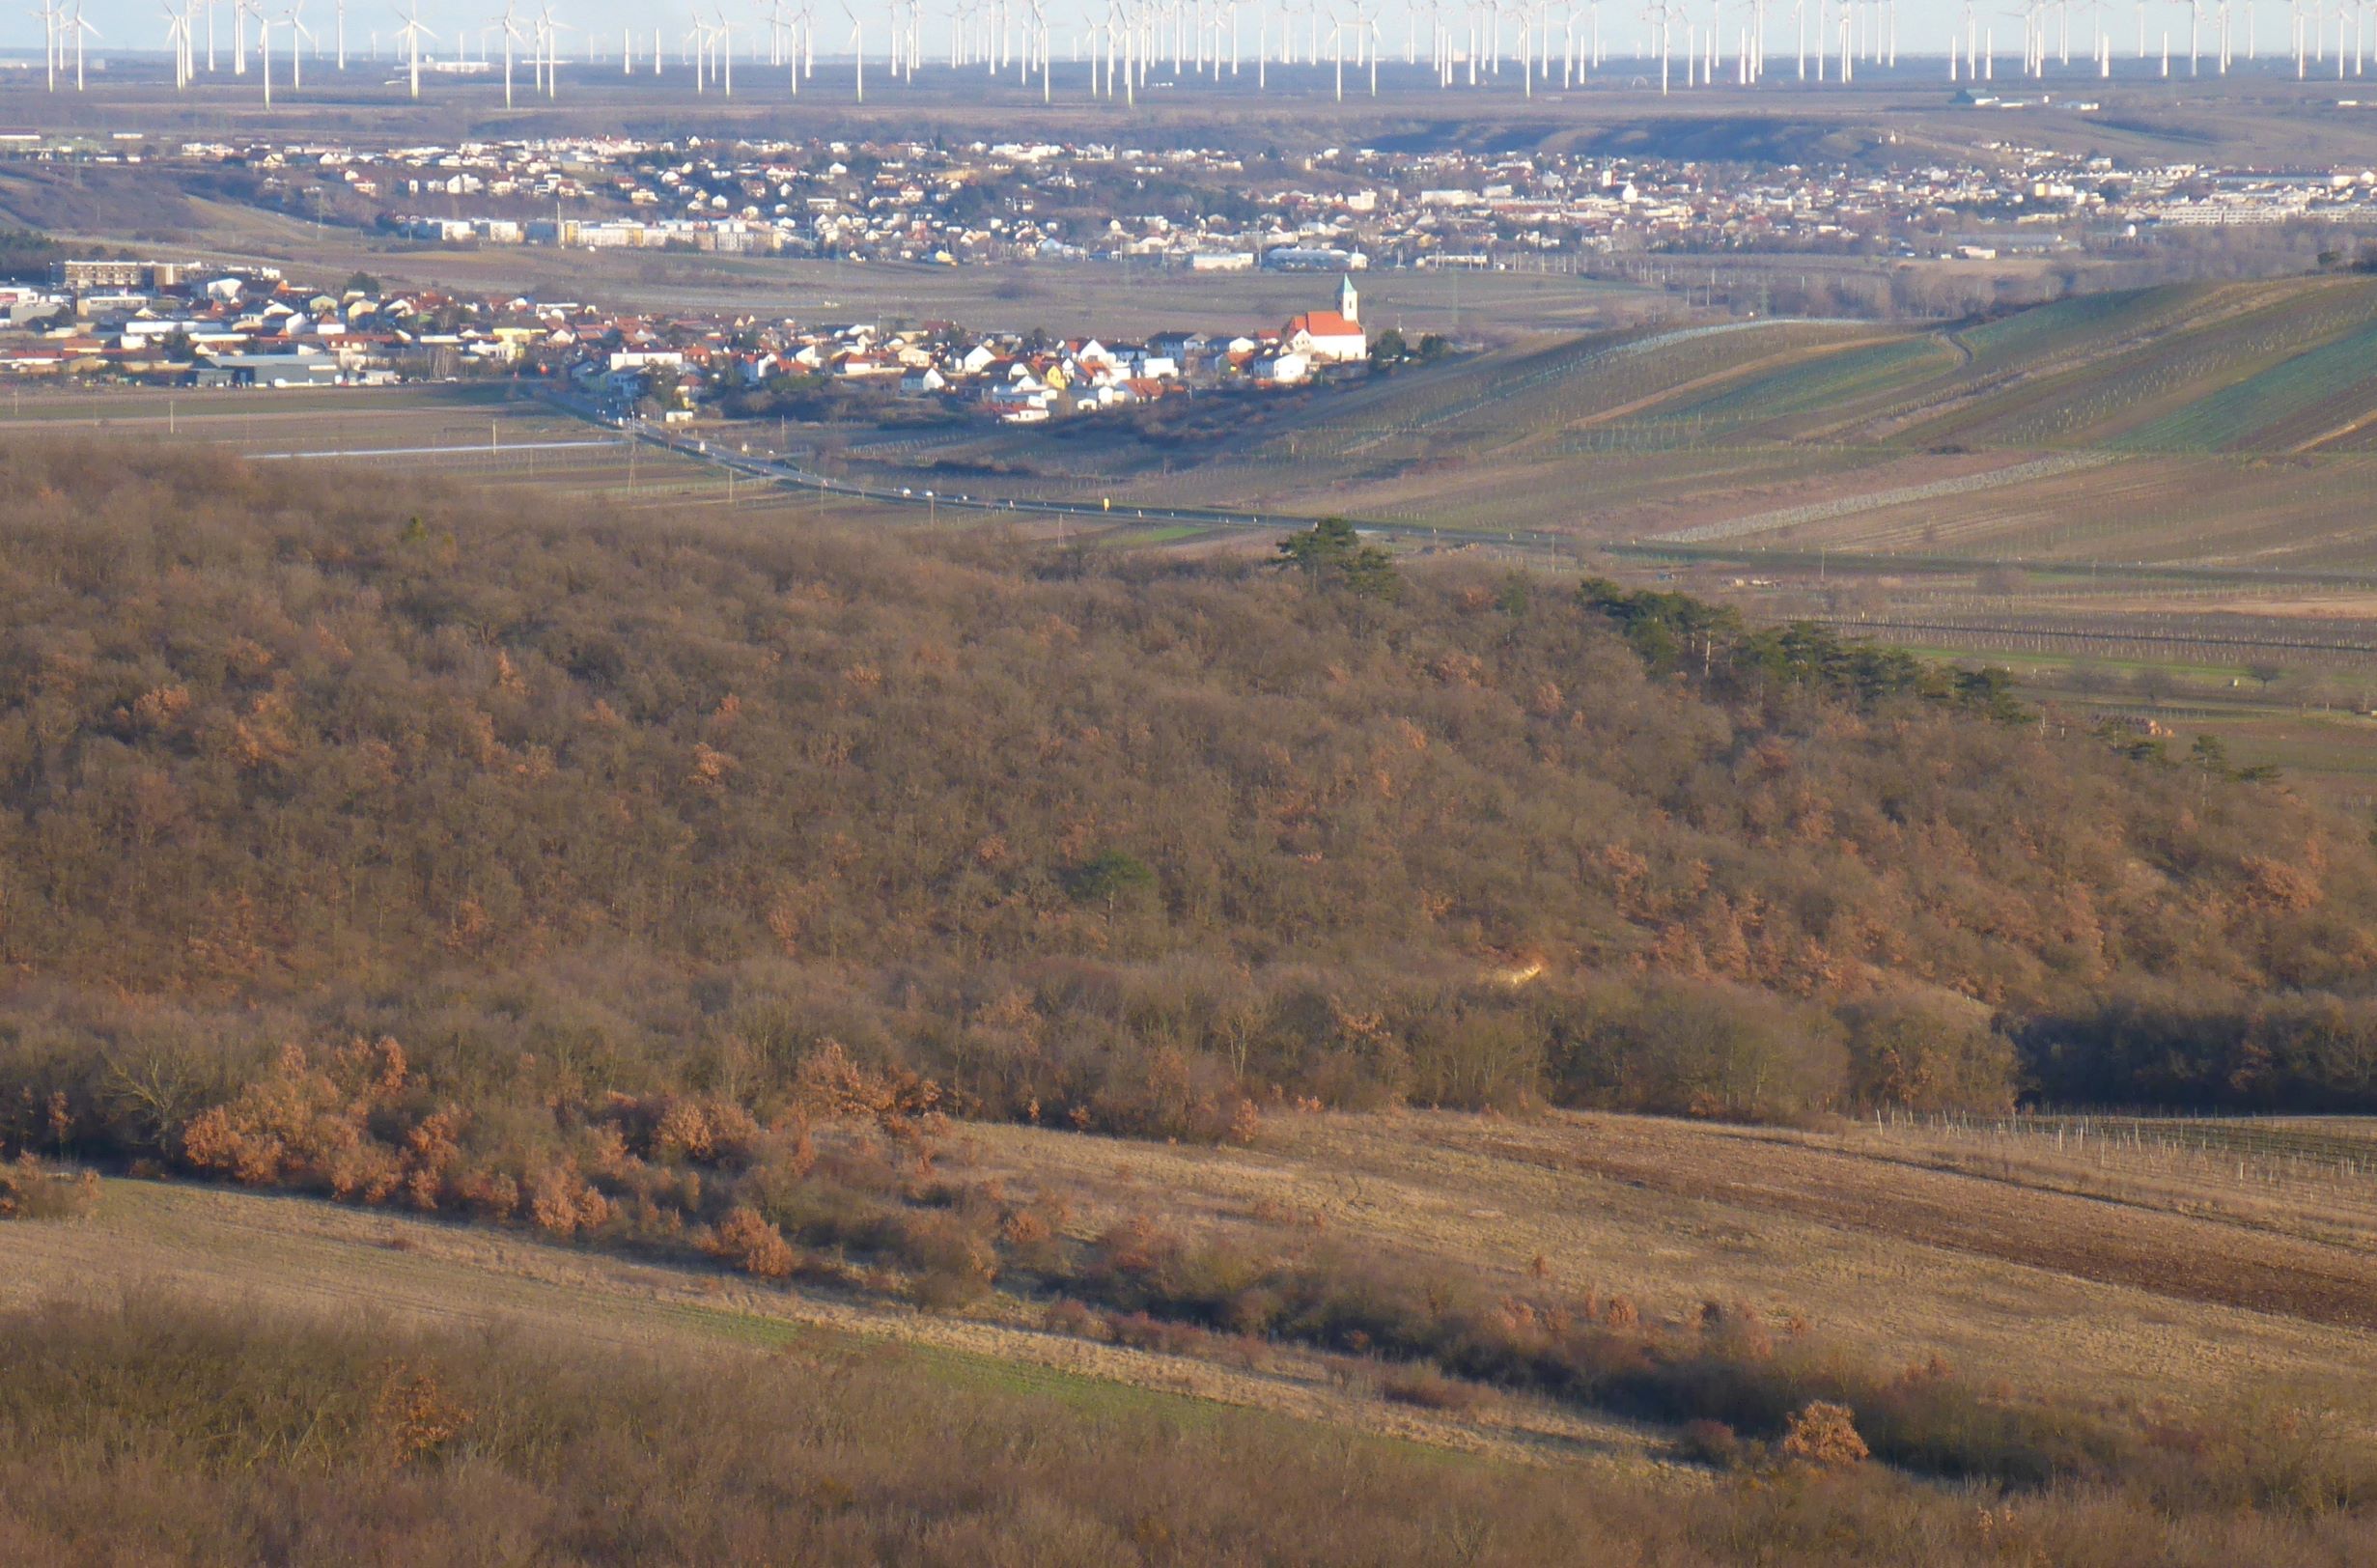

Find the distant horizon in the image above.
[{"left": 0, "top": 0, "right": 2333, "bottom": 80}]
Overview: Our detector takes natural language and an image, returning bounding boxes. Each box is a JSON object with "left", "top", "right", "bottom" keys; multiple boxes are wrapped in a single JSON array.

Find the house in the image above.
[{"left": 1252, "top": 350, "right": 1309, "bottom": 385}]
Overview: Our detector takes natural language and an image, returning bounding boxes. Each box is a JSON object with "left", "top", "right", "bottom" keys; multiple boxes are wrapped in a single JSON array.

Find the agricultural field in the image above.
[
  {"left": 0, "top": 382, "right": 912, "bottom": 527},
  {"left": 830, "top": 273, "right": 2377, "bottom": 564}
]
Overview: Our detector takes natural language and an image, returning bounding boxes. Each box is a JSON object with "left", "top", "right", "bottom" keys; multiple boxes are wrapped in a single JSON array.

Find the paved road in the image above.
[{"left": 250, "top": 438, "right": 627, "bottom": 461}]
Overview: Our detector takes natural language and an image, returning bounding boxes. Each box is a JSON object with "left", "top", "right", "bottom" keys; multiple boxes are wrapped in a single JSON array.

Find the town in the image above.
[
  {"left": 40, "top": 127, "right": 2377, "bottom": 274},
  {"left": 4, "top": 253, "right": 1404, "bottom": 420}
]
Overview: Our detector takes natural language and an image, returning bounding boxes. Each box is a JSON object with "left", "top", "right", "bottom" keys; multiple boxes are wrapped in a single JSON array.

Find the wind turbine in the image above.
[
  {"left": 535, "top": 1, "right": 570, "bottom": 94},
  {"left": 494, "top": 0, "right": 525, "bottom": 101},
  {"left": 798, "top": 0, "right": 819, "bottom": 79},
  {"left": 256, "top": 1, "right": 274, "bottom": 99},
  {"left": 70, "top": 0, "right": 97, "bottom": 88},
  {"left": 287, "top": 0, "right": 314, "bottom": 85},
  {"left": 395, "top": 0, "right": 433, "bottom": 94},
  {"left": 234, "top": 0, "right": 253, "bottom": 70},
  {"left": 33, "top": 0, "right": 60, "bottom": 91},
  {"left": 844, "top": 0, "right": 863, "bottom": 97},
  {"left": 1644, "top": 0, "right": 1679, "bottom": 88},
  {"left": 163, "top": 0, "right": 193, "bottom": 85}
]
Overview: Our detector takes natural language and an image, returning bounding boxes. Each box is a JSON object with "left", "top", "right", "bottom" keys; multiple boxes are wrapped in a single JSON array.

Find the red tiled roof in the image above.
[{"left": 1286, "top": 310, "right": 1362, "bottom": 338}]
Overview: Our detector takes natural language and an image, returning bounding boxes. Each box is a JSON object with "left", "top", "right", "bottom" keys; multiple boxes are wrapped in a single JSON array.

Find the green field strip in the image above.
[{"left": 2111, "top": 320, "right": 2377, "bottom": 454}]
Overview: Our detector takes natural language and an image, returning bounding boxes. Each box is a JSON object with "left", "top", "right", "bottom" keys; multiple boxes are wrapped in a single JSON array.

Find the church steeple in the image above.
[{"left": 1337, "top": 272, "right": 1359, "bottom": 324}]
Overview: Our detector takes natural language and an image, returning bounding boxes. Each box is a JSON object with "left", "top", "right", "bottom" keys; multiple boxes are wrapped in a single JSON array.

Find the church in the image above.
[{"left": 1282, "top": 274, "right": 1367, "bottom": 364}]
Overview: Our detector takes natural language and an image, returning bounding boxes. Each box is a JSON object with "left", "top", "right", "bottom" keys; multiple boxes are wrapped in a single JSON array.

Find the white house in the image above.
[{"left": 1253, "top": 350, "right": 1309, "bottom": 385}]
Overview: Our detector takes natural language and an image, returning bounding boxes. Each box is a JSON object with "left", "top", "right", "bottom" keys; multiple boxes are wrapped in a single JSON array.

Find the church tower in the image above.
[{"left": 1337, "top": 272, "right": 1359, "bottom": 324}]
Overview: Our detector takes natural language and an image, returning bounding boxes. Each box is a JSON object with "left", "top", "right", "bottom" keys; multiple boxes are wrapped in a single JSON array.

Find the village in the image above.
[{"left": 0, "top": 254, "right": 1393, "bottom": 422}]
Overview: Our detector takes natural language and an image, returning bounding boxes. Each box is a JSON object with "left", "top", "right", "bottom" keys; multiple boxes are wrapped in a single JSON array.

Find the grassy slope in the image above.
[
  {"left": 14, "top": 1109, "right": 2374, "bottom": 1450},
  {"left": 0, "top": 1164, "right": 1667, "bottom": 1475}
]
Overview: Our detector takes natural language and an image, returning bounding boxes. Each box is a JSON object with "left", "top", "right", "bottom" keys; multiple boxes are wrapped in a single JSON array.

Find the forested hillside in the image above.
[{"left": 1, "top": 441, "right": 2371, "bottom": 1162}]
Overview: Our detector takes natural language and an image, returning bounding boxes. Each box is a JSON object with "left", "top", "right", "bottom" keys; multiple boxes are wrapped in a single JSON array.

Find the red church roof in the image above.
[{"left": 1286, "top": 310, "right": 1362, "bottom": 338}]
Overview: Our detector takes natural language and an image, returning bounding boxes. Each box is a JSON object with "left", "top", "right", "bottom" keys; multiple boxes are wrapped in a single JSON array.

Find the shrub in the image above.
[
  {"left": 1781, "top": 1402, "right": 1870, "bottom": 1470},
  {"left": 896, "top": 1210, "right": 998, "bottom": 1309},
  {"left": 0, "top": 1154, "right": 98, "bottom": 1220},
  {"left": 1678, "top": 1418, "right": 1748, "bottom": 1469},
  {"left": 1379, "top": 1362, "right": 1486, "bottom": 1414},
  {"left": 701, "top": 1207, "right": 798, "bottom": 1279}
]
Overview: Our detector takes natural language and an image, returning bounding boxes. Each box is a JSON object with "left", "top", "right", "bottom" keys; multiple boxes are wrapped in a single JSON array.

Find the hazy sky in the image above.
[{"left": 0, "top": 0, "right": 2325, "bottom": 75}]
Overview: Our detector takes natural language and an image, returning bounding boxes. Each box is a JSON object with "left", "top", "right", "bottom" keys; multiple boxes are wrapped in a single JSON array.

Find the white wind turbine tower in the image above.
[
  {"left": 396, "top": 0, "right": 433, "bottom": 94},
  {"left": 535, "top": 1, "right": 570, "bottom": 94},
  {"left": 70, "top": 0, "right": 97, "bottom": 88},
  {"left": 2077, "top": 0, "right": 2108, "bottom": 70},
  {"left": 287, "top": 0, "right": 315, "bottom": 82},
  {"left": 33, "top": 0, "right": 60, "bottom": 91},
  {"left": 1642, "top": 0, "right": 1674, "bottom": 88},
  {"left": 164, "top": 0, "right": 194, "bottom": 84},
  {"left": 233, "top": 0, "right": 253, "bottom": 70},
  {"left": 843, "top": 0, "right": 863, "bottom": 98},
  {"left": 335, "top": 0, "right": 345, "bottom": 65},
  {"left": 714, "top": 5, "right": 732, "bottom": 92},
  {"left": 494, "top": 0, "right": 526, "bottom": 101},
  {"left": 255, "top": 2, "right": 275, "bottom": 99}
]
